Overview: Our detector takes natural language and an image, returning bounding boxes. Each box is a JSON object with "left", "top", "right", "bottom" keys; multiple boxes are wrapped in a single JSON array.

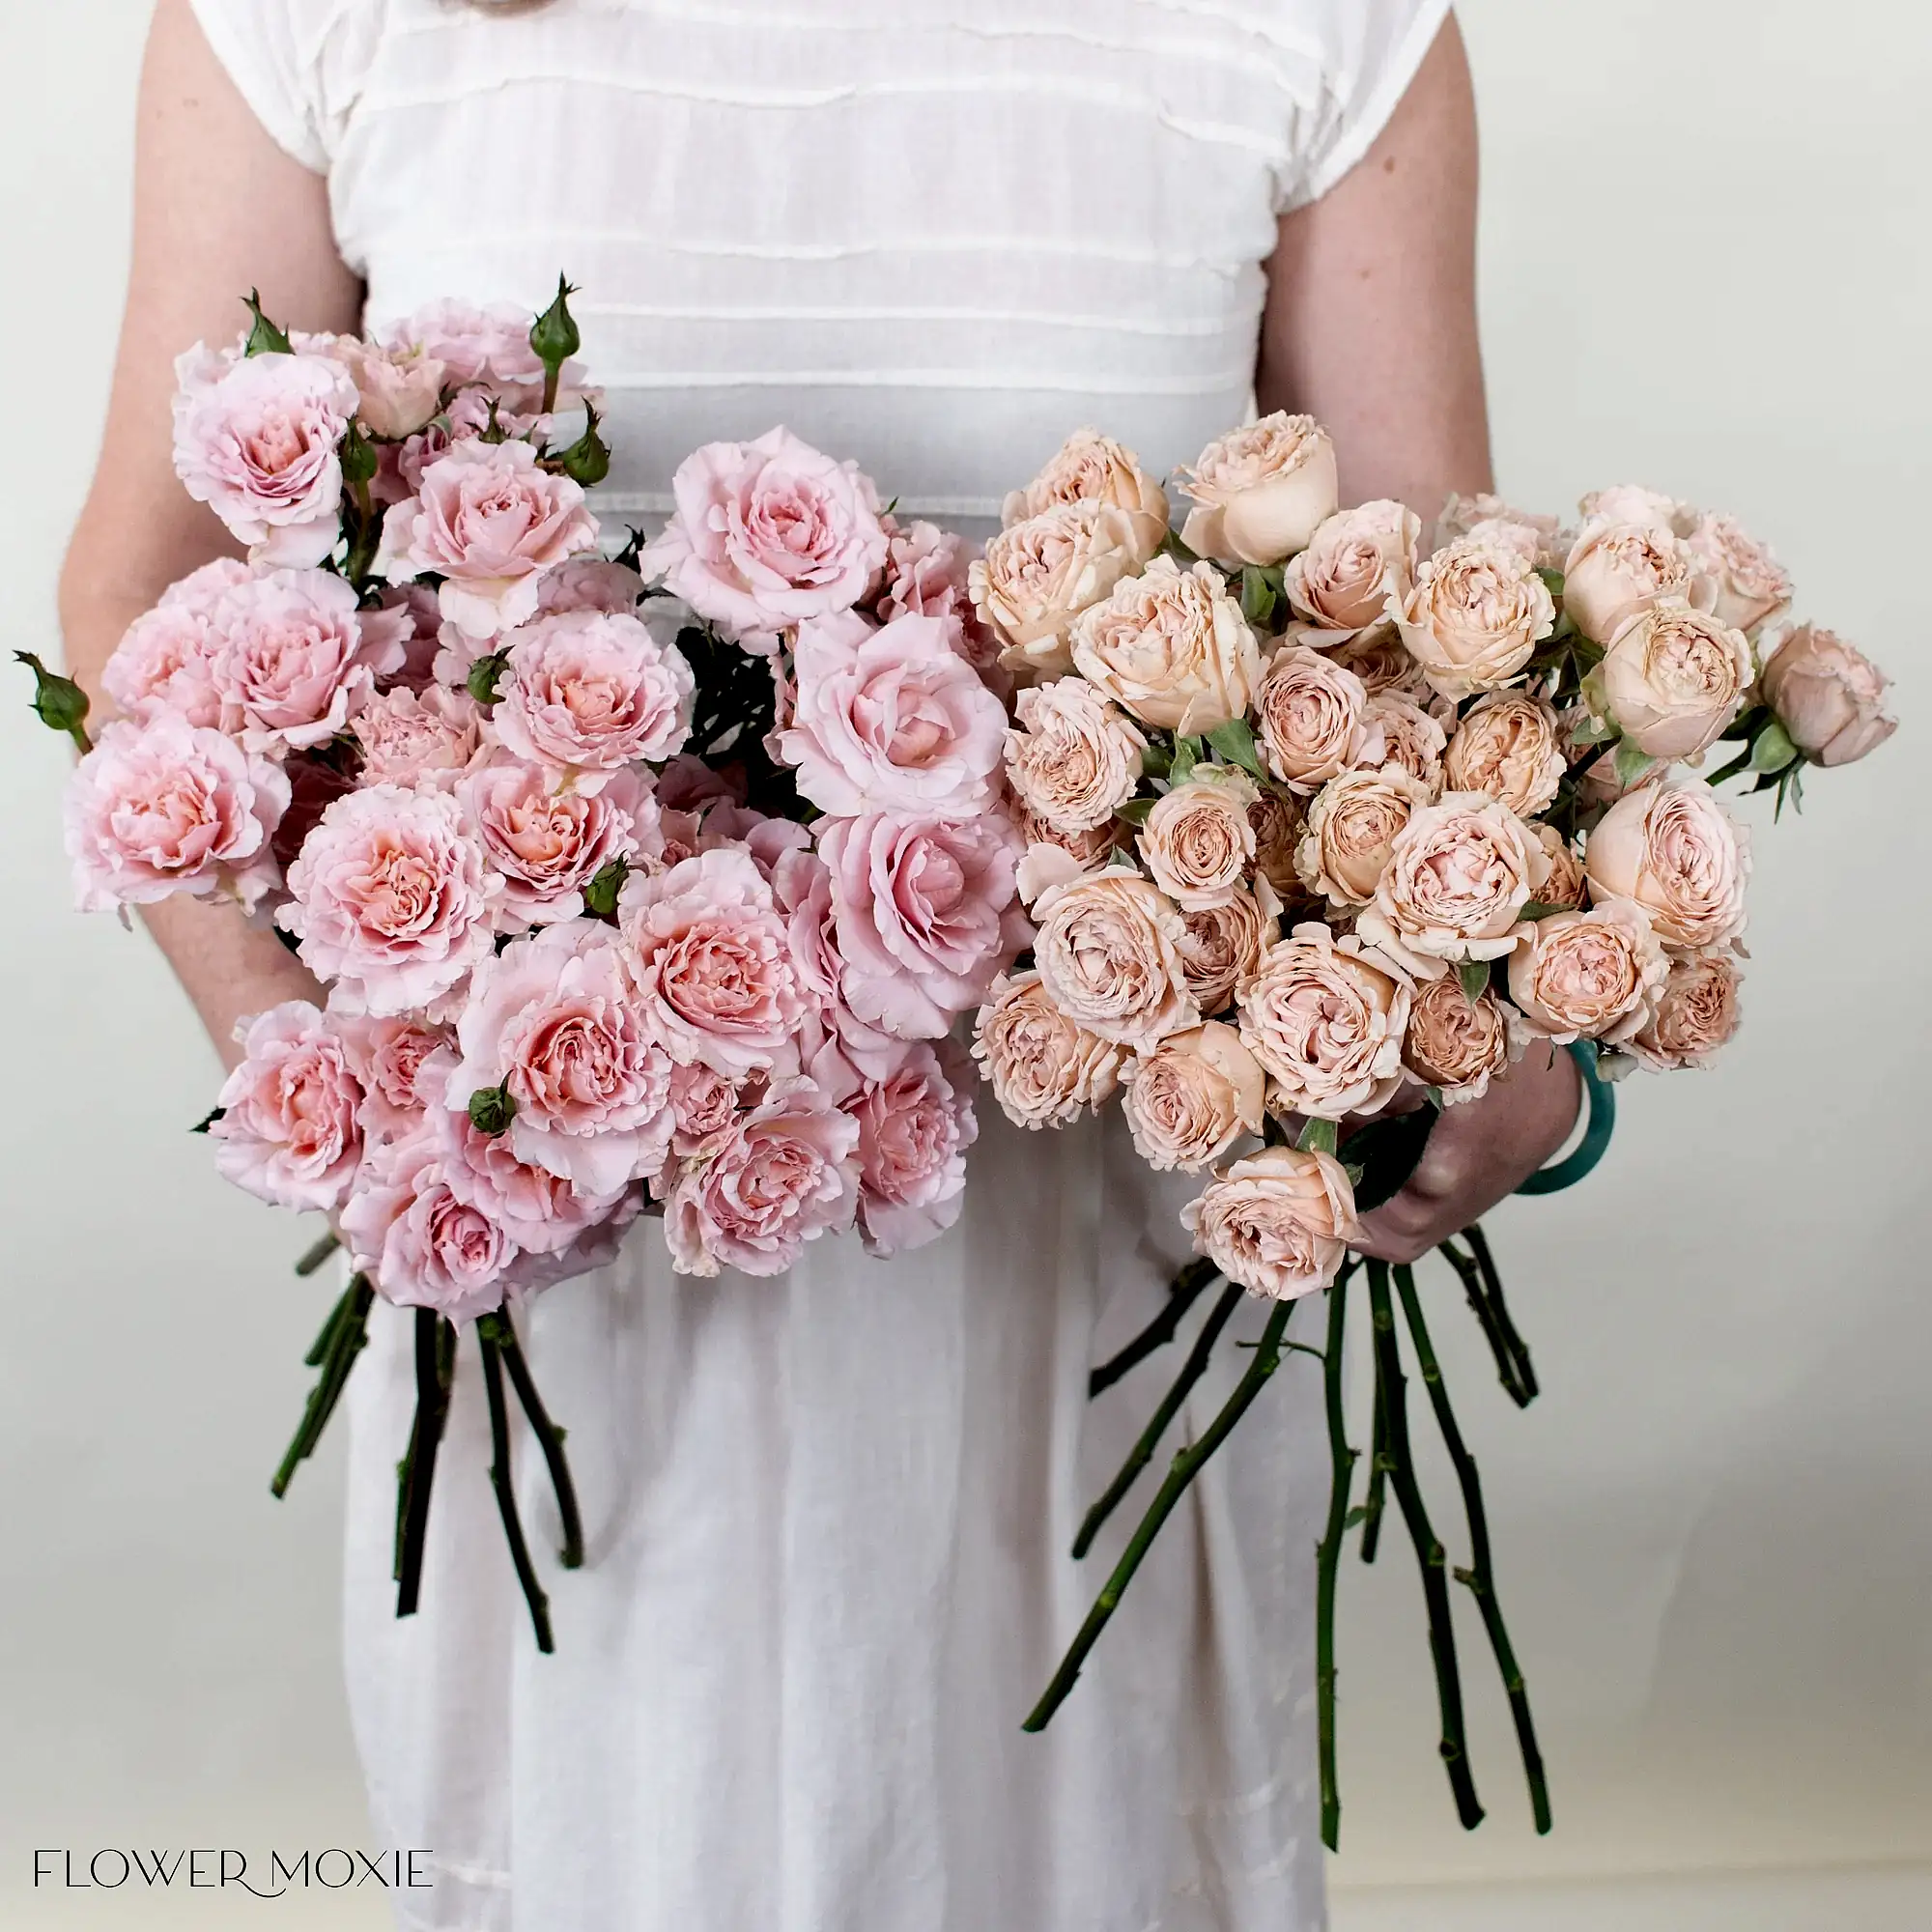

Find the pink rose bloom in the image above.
[
  {"left": 769, "top": 845, "right": 901, "bottom": 1078},
  {"left": 817, "top": 810, "right": 1028, "bottom": 1039},
  {"left": 639, "top": 427, "right": 889, "bottom": 642},
  {"left": 210, "top": 569, "right": 410, "bottom": 756},
  {"left": 668, "top": 1060, "right": 744, "bottom": 1158},
  {"left": 779, "top": 609, "right": 1008, "bottom": 817},
  {"left": 879, "top": 520, "right": 1001, "bottom": 673},
  {"left": 382, "top": 298, "right": 544, "bottom": 390},
  {"left": 335, "top": 339, "right": 446, "bottom": 440},
  {"left": 654, "top": 753, "right": 747, "bottom": 812},
  {"left": 278, "top": 784, "right": 499, "bottom": 1014},
  {"left": 352, "top": 685, "right": 486, "bottom": 790},
  {"left": 270, "top": 754, "right": 356, "bottom": 874},
  {"left": 172, "top": 346, "right": 357, "bottom": 568},
  {"left": 378, "top": 439, "right": 600, "bottom": 639},
  {"left": 340, "top": 1131, "right": 512, "bottom": 1321},
  {"left": 618, "top": 847, "right": 810, "bottom": 1077},
  {"left": 446, "top": 920, "right": 675, "bottom": 1195},
  {"left": 369, "top": 582, "right": 446, "bottom": 691},
  {"left": 537, "top": 557, "right": 646, "bottom": 618},
  {"left": 459, "top": 758, "right": 649, "bottom": 929},
  {"left": 335, "top": 1012, "right": 451, "bottom": 1142},
  {"left": 65, "top": 714, "right": 289, "bottom": 913},
  {"left": 208, "top": 1002, "right": 363, "bottom": 1211},
  {"left": 492, "top": 610, "right": 695, "bottom": 783},
  {"left": 840, "top": 1038, "right": 979, "bottom": 1258},
  {"left": 102, "top": 559, "right": 256, "bottom": 727},
  {"left": 663, "top": 1074, "right": 861, "bottom": 1278}
]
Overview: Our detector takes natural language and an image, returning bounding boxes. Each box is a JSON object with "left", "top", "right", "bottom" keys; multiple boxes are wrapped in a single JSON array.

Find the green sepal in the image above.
[
  {"left": 582, "top": 855, "right": 630, "bottom": 920},
  {"left": 1239, "top": 564, "right": 1280, "bottom": 629},
  {"left": 528, "top": 276, "right": 582, "bottom": 379},
  {"left": 1749, "top": 717, "right": 1799, "bottom": 774},
  {"left": 339, "top": 418, "right": 380, "bottom": 488},
  {"left": 242, "top": 289, "right": 294, "bottom": 357},
  {"left": 190, "top": 1105, "right": 226, "bottom": 1135},
  {"left": 550, "top": 401, "right": 611, "bottom": 487},
  {"left": 1168, "top": 736, "right": 1203, "bottom": 786},
  {"left": 1114, "top": 796, "right": 1157, "bottom": 827},
  {"left": 1611, "top": 737, "right": 1656, "bottom": 791}
]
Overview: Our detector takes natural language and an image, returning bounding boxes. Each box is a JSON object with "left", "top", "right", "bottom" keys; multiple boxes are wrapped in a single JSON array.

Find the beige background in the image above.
[{"left": 2, "top": 1, "right": 1928, "bottom": 1925}]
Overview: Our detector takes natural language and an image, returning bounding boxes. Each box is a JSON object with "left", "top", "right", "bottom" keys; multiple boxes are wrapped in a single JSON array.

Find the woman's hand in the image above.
[{"left": 1352, "top": 1041, "right": 1581, "bottom": 1264}]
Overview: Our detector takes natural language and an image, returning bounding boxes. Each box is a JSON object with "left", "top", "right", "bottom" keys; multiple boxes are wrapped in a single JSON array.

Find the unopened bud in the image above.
[
  {"left": 15, "top": 651, "right": 93, "bottom": 752},
  {"left": 552, "top": 402, "right": 611, "bottom": 488},
  {"left": 468, "top": 1084, "right": 517, "bottom": 1138},
  {"left": 242, "top": 289, "right": 295, "bottom": 358},
  {"left": 467, "top": 651, "right": 511, "bottom": 706}
]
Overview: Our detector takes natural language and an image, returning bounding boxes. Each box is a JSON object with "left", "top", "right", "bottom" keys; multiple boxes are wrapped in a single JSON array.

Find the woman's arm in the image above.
[
  {"left": 1256, "top": 15, "right": 1578, "bottom": 1263},
  {"left": 60, "top": 0, "right": 362, "bottom": 1069}
]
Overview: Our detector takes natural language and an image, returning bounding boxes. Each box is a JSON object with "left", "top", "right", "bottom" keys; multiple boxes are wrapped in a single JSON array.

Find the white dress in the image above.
[{"left": 190, "top": 4, "right": 1451, "bottom": 1927}]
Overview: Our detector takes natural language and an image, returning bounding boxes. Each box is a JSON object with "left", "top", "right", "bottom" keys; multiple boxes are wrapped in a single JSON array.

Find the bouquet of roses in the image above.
[
  {"left": 964, "top": 418, "right": 1898, "bottom": 1844},
  {"left": 19, "top": 282, "right": 1024, "bottom": 1653}
]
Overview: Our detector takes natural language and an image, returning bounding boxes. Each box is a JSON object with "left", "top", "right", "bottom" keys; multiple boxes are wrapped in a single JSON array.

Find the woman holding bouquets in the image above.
[{"left": 59, "top": 3, "right": 1577, "bottom": 1926}]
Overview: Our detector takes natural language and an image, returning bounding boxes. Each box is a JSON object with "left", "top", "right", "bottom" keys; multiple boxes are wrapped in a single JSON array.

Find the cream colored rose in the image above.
[
  {"left": 1121, "top": 1022, "right": 1266, "bottom": 1172},
  {"left": 1759, "top": 623, "right": 1898, "bottom": 767},
  {"left": 1138, "top": 767, "right": 1259, "bottom": 910},
  {"left": 1356, "top": 792, "right": 1551, "bottom": 977},
  {"left": 1176, "top": 884, "right": 1277, "bottom": 1014},
  {"left": 1435, "top": 492, "right": 1566, "bottom": 564},
  {"left": 1177, "top": 413, "right": 1340, "bottom": 566},
  {"left": 1578, "top": 484, "right": 1693, "bottom": 538},
  {"left": 1005, "top": 677, "right": 1147, "bottom": 834},
  {"left": 973, "top": 969, "right": 1125, "bottom": 1128},
  {"left": 970, "top": 502, "right": 1140, "bottom": 678},
  {"left": 1294, "top": 765, "right": 1432, "bottom": 909},
  {"left": 1560, "top": 519, "right": 1695, "bottom": 643},
  {"left": 1395, "top": 536, "right": 1555, "bottom": 700},
  {"left": 1246, "top": 790, "right": 1305, "bottom": 899},
  {"left": 1623, "top": 949, "right": 1743, "bottom": 1070},
  {"left": 1363, "top": 695, "right": 1447, "bottom": 793},
  {"left": 1253, "top": 644, "right": 1375, "bottom": 793},
  {"left": 1033, "top": 871, "right": 1198, "bottom": 1050},
  {"left": 1506, "top": 898, "right": 1667, "bottom": 1044},
  {"left": 1534, "top": 824, "right": 1586, "bottom": 909},
  {"left": 1069, "top": 555, "right": 1261, "bottom": 734},
  {"left": 1002, "top": 427, "right": 1170, "bottom": 563},
  {"left": 1583, "top": 780, "right": 1750, "bottom": 951},
  {"left": 1442, "top": 693, "right": 1567, "bottom": 817},
  {"left": 1684, "top": 513, "right": 1792, "bottom": 637},
  {"left": 1282, "top": 499, "right": 1421, "bottom": 637},
  {"left": 1009, "top": 794, "right": 1125, "bottom": 907},
  {"left": 1402, "top": 973, "right": 1519, "bottom": 1105},
  {"left": 1323, "top": 620, "right": 1433, "bottom": 699},
  {"left": 1181, "top": 1146, "right": 1359, "bottom": 1299},
  {"left": 1599, "top": 597, "right": 1752, "bottom": 760},
  {"left": 1237, "top": 922, "right": 1414, "bottom": 1120}
]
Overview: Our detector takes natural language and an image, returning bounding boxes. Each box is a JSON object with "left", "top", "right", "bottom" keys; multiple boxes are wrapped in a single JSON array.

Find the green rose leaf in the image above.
[
  {"left": 1204, "top": 717, "right": 1266, "bottom": 781},
  {"left": 1457, "top": 957, "right": 1492, "bottom": 1004},
  {"left": 1296, "top": 1118, "right": 1340, "bottom": 1156}
]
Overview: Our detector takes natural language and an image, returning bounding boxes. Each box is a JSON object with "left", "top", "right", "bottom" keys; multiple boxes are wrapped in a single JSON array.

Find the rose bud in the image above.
[
  {"left": 1758, "top": 623, "right": 1898, "bottom": 767},
  {"left": 1002, "top": 428, "right": 1170, "bottom": 564},
  {"left": 1177, "top": 413, "right": 1340, "bottom": 566}
]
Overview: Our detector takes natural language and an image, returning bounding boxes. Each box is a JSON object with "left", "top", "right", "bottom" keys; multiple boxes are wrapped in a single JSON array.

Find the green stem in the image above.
[
  {"left": 478, "top": 1326, "right": 554, "bottom": 1655},
  {"left": 1359, "top": 1371, "right": 1389, "bottom": 1563},
  {"left": 1463, "top": 1225, "right": 1538, "bottom": 1405},
  {"left": 483, "top": 1309, "right": 583, "bottom": 1570},
  {"left": 1315, "top": 1261, "right": 1358, "bottom": 1851},
  {"left": 1437, "top": 1237, "right": 1533, "bottom": 1408},
  {"left": 294, "top": 1231, "right": 343, "bottom": 1282},
  {"left": 270, "top": 1275, "right": 374, "bottom": 1498},
  {"left": 1072, "top": 1280, "right": 1243, "bottom": 1559},
  {"left": 1023, "top": 1297, "right": 1297, "bottom": 1734},
  {"left": 1395, "top": 1264, "right": 1551, "bottom": 1834},
  {"left": 1704, "top": 745, "right": 1753, "bottom": 787},
  {"left": 1088, "top": 1258, "right": 1220, "bottom": 1398},
  {"left": 395, "top": 1312, "right": 455, "bottom": 1619},
  {"left": 1366, "top": 1259, "right": 1485, "bottom": 1831}
]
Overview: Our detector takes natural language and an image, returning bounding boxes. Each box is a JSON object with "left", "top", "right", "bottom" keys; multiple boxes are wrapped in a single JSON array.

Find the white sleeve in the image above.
[
  {"left": 1276, "top": 0, "right": 1457, "bottom": 212},
  {"left": 187, "top": 0, "right": 348, "bottom": 174}
]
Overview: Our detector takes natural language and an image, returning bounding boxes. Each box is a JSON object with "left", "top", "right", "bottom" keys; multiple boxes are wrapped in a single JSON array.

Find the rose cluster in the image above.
[
  {"left": 971, "top": 420, "right": 1896, "bottom": 1302},
  {"left": 64, "top": 291, "right": 1027, "bottom": 1320}
]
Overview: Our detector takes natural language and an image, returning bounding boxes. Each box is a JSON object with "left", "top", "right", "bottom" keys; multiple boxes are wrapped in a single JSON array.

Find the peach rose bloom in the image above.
[
  {"left": 1121, "top": 1021, "right": 1266, "bottom": 1172},
  {"left": 1395, "top": 535, "right": 1556, "bottom": 700},
  {"left": 1363, "top": 695, "right": 1447, "bottom": 793},
  {"left": 1138, "top": 767, "right": 1259, "bottom": 910},
  {"left": 1402, "top": 974, "right": 1518, "bottom": 1106},
  {"left": 1435, "top": 492, "right": 1565, "bottom": 564},
  {"left": 1182, "top": 1146, "right": 1359, "bottom": 1299},
  {"left": 1283, "top": 499, "right": 1421, "bottom": 638},
  {"left": 1559, "top": 520, "right": 1694, "bottom": 643},
  {"left": 1442, "top": 693, "right": 1567, "bottom": 817},
  {"left": 1003, "top": 428, "right": 1170, "bottom": 563},
  {"left": 1009, "top": 797, "right": 1126, "bottom": 907},
  {"left": 1583, "top": 780, "right": 1750, "bottom": 951},
  {"left": 1246, "top": 790, "right": 1306, "bottom": 899},
  {"left": 1004, "top": 677, "right": 1146, "bottom": 834},
  {"left": 1599, "top": 598, "right": 1752, "bottom": 760},
  {"left": 1323, "top": 620, "right": 1435, "bottom": 700},
  {"left": 1295, "top": 765, "right": 1432, "bottom": 909},
  {"left": 1624, "top": 949, "right": 1743, "bottom": 1070},
  {"left": 1177, "top": 413, "right": 1339, "bottom": 567},
  {"left": 339, "top": 339, "right": 447, "bottom": 440},
  {"left": 1253, "top": 644, "right": 1376, "bottom": 793},
  {"left": 1685, "top": 512, "right": 1792, "bottom": 637},
  {"left": 1534, "top": 824, "right": 1586, "bottom": 909},
  {"left": 1758, "top": 623, "right": 1898, "bottom": 767},
  {"left": 1070, "top": 556, "right": 1261, "bottom": 735},
  {"left": 1356, "top": 792, "right": 1550, "bottom": 977},
  {"left": 1176, "top": 883, "right": 1277, "bottom": 1015},
  {"left": 1033, "top": 871, "right": 1197, "bottom": 1051},
  {"left": 970, "top": 501, "right": 1140, "bottom": 677},
  {"left": 1237, "top": 922, "right": 1413, "bottom": 1120},
  {"left": 972, "top": 969, "right": 1125, "bottom": 1128},
  {"left": 1507, "top": 898, "right": 1667, "bottom": 1045},
  {"left": 1577, "top": 485, "right": 1692, "bottom": 538}
]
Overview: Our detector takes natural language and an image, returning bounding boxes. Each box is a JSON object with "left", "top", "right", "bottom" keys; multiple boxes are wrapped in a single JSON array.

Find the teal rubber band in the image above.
[{"left": 1515, "top": 1041, "right": 1616, "bottom": 1196}]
